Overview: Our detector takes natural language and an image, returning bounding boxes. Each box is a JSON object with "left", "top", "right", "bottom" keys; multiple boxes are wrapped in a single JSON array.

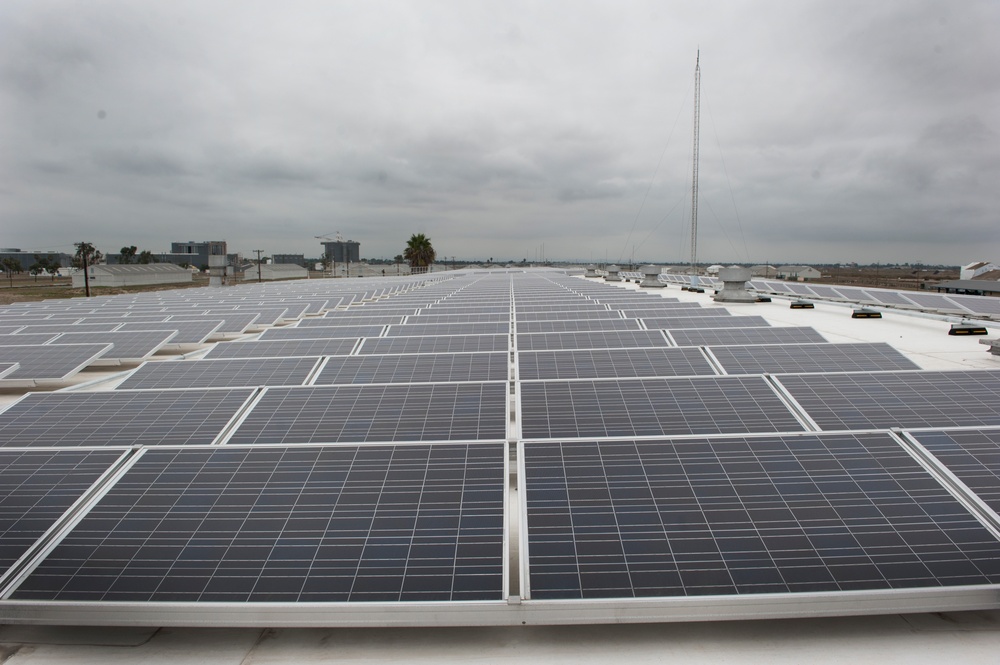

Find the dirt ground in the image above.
[{"left": 0, "top": 274, "right": 211, "bottom": 305}]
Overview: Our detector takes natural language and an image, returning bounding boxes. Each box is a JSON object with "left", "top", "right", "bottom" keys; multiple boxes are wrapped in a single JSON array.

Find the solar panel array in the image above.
[{"left": 2, "top": 270, "right": 1000, "bottom": 626}]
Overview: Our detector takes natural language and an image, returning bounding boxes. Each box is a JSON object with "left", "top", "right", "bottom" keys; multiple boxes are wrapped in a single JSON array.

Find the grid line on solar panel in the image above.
[
  {"left": 9, "top": 444, "right": 506, "bottom": 602},
  {"left": 0, "top": 389, "right": 256, "bottom": 447},
  {"left": 907, "top": 429, "right": 1000, "bottom": 515},
  {"left": 707, "top": 343, "right": 919, "bottom": 375},
  {"left": 522, "top": 434, "right": 1000, "bottom": 600},
  {"left": 117, "top": 357, "right": 321, "bottom": 390},
  {"left": 516, "top": 330, "right": 670, "bottom": 351},
  {"left": 669, "top": 327, "right": 827, "bottom": 347},
  {"left": 227, "top": 383, "right": 508, "bottom": 444},
  {"left": 115, "top": 321, "right": 224, "bottom": 344},
  {"left": 358, "top": 335, "right": 509, "bottom": 355},
  {"left": 518, "top": 348, "right": 717, "bottom": 380},
  {"left": 0, "top": 344, "right": 114, "bottom": 380},
  {"left": 775, "top": 371, "right": 1000, "bottom": 431},
  {"left": 519, "top": 377, "right": 806, "bottom": 439},
  {"left": 49, "top": 331, "right": 179, "bottom": 360},
  {"left": 204, "top": 338, "right": 359, "bottom": 360},
  {"left": 259, "top": 325, "right": 386, "bottom": 341},
  {"left": 0, "top": 449, "right": 125, "bottom": 576},
  {"left": 643, "top": 316, "right": 771, "bottom": 331},
  {"left": 517, "top": 320, "right": 641, "bottom": 334},
  {"left": 385, "top": 323, "right": 510, "bottom": 337},
  {"left": 314, "top": 353, "right": 508, "bottom": 385}
]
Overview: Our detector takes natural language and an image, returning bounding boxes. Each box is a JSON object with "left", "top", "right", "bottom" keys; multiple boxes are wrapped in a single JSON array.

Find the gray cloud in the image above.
[{"left": 1, "top": 0, "right": 997, "bottom": 265}]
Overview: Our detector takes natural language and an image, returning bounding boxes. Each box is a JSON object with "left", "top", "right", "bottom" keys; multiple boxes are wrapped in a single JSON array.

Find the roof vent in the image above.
[
  {"left": 584, "top": 264, "right": 599, "bottom": 278},
  {"left": 604, "top": 265, "right": 622, "bottom": 282},
  {"left": 639, "top": 265, "right": 666, "bottom": 288},
  {"left": 852, "top": 308, "right": 882, "bottom": 319},
  {"left": 713, "top": 267, "right": 755, "bottom": 303},
  {"left": 950, "top": 322, "right": 988, "bottom": 336},
  {"left": 790, "top": 300, "right": 814, "bottom": 309}
]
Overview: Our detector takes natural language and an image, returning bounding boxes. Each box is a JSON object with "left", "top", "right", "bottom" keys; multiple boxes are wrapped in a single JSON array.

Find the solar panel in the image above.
[
  {"left": 0, "top": 389, "right": 255, "bottom": 447},
  {"left": 15, "top": 323, "right": 124, "bottom": 335},
  {"left": 516, "top": 330, "right": 670, "bottom": 351},
  {"left": 116, "top": 321, "right": 224, "bottom": 344},
  {"left": 0, "top": 334, "right": 62, "bottom": 346},
  {"left": 518, "top": 348, "right": 716, "bottom": 380},
  {"left": 227, "top": 383, "right": 508, "bottom": 444},
  {"left": 0, "top": 344, "right": 114, "bottom": 380},
  {"left": 708, "top": 343, "right": 919, "bottom": 375},
  {"left": 172, "top": 313, "right": 261, "bottom": 334},
  {"left": 358, "top": 335, "right": 509, "bottom": 355},
  {"left": 204, "top": 338, "right": 359, "bottom": 360},
  {"left": 515, "top": 311, "right": 624, "bottom": 322},
  {"left": 523, "top": 433, "right": 1000, "bottom": 599},
  {"left": 644, "top": 316, "right": 770, "bottom": 331},
  {"left": 519, "top": 377, "right": 805, "bottom": 439},
  {"left": 862, "top": 290, "right": 915, "bottom": 306},
  {"left": 669, "top": 327, "right": 827, "bottom": 347},
  {"left": 946, "top": 295, "right": 1000, "bottom": 317},
  {"left": 775, "top": 370, "right": 1000, "bottom": 431},
  {"left": 117, "top": 357, "right": 321, "bottom": 390},
  {"left": 49, "top": 331, "right": 179, "bottom": 361},
  {"left": 9, "top": 444, "right": 505, "bottom": 602},
  {"left": 385, "top": 323, "right": 510, "bottom": 337},
  {"left": 0, "top": 363, "right": 18, "bottom": 380},
  {"left": 517, "top": 320, "right": 641, "bottom": 334},
  {"left": 0, "top": 449, "right": 125, "bottom": 575},
  {"left": 909, "top": 429, "right": 1000, "bottom": 513},
  {"left": 298, "top": 315, "right": 406, "bottom": 326},
  {"left": 258, "top": 325, "right": 386, "bottom": 341},
  {"left": 406, "top": 313, "right": 510, "bottom": 324},
  {"left": 314, "top": 353, "right": 508, "bottom": 385},
  {"left": 900, "top": 293, "right": 966, "bottom": 312}
]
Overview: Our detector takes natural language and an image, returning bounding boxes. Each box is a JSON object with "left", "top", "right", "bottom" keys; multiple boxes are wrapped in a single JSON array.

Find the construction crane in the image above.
[{"left": 314, "top": 231, "right": 346, "bottom": 277}]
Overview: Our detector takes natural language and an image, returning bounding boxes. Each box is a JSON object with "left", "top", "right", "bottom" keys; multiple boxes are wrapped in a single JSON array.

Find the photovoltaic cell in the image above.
[
  {"left": 644, "top": 316, "right": 770, "bottom": 331},
  {"left": 0, "top": 344, "right": 114, "bottom": 380},
  {"left": 776, "top": 370, "right": 1000, "bottom": 431},
  {"left": 358, "top": 335, "right": 508, "bottom": 355},
  {"left": 523, "top": 434, "right": 1000, "bottom": 599},
  {"left": 518, "top": 348, "right": 716, "bottom": 380},
  {"left": 314, "top": 353, "right": 508, "bottom": 385},
  {"left": 117, "top": 357, "right": 321, "bottom": 390},
  {"left": 669, "top": 327, "right": 827, "bottom": 347},
  {"left": 204, "top": 338, "right": 359, "bottom": 360},
  {"left": 516, "top": 330, "right": 669, "bottom": 351},
  {"left": 0, "top": 449, "right": 124, "bottom": 574},
  {"left": 709, "top": 343, "right": 919, "bottom": 375},
  {"left": 908, "top": 429, "right": 1000, "bottom": 514},
  {"left": 0, "top": 389, "right": 255, "bottom": 447},
  {"left": 519, "top": 377, "right": 805, "bottom": 439},
  {"left": 228, "top": 383, "right": 508, "bottom": 444},
  {"left": 11, "top": 444, "right": 505, "bottom": 602}
]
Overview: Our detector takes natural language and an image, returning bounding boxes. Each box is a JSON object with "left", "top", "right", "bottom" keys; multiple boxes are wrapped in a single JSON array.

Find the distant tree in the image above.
[
  {"left": 2, "top": 258, "right": 23, "bottom": 286},
  {"left": 394, "top": 254, "right": 404, "bottom": 264},
  {"left": 72, "top": 242, "right": 103, "bottom": 269},
  {"left": 403, "top": 234, "right": 436, "bottom": 268},
  {"left": 119, "top": 246, "right": 138, "bottom": 264},
  {"left": 137, "top": 250, "right": 155, "bottom": 264}
]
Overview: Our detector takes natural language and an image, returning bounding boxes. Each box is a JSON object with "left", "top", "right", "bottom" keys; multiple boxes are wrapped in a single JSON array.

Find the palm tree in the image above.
[{"left": 403, "top": 233, "right": 436, "bottom": 268}]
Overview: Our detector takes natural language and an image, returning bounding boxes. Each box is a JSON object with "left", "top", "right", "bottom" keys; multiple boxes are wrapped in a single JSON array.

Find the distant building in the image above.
[
  {"left": 0, "top": 248, "right": 72, "bottom": 270},
  {"left": 750, "top": 265, "right": 778, "bottom": 278},
  {"left": 71, "top": 263, "right": 192, "bottom": 288},
  {"left": 777, "top": 265, "right": 822, "bottom": 281},
  {"left": 961, "top": 261, "right": 1000, "bottom": 280},
  {"left": 272, "top": 254, "right": 306, "bottom": 266},
  {"left": 253, "top": 263, "right": 308, "bottom": 281},
  {"left": 321, "top": 240, "right": 360, "bottom": 264}
]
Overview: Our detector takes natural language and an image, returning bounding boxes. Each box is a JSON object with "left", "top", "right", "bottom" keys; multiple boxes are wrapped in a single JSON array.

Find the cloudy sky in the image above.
[{"left": 2, "top": 0, "right": 997, "bottom": 265}]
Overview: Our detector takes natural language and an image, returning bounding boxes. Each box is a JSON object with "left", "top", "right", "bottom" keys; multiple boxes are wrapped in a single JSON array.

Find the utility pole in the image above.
[
  {"left": 254, "top": 250, "right": 263, "bottom": 283},
  {"left": 690, "top": 50, "right": 701, "bottom": 279},
  {"left": 81, "top": 244, "right": 91, "bottom": 297}
]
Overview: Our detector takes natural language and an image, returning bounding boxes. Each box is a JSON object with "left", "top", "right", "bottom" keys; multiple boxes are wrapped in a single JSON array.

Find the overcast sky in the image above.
[{"left": 2, "top": 0, "right": 997, "bottom": 265}]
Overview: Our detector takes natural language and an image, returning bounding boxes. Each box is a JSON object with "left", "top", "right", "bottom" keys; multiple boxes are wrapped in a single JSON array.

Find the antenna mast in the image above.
[{"left": 690, "top": 50, "right": 701, "bottom": 277}]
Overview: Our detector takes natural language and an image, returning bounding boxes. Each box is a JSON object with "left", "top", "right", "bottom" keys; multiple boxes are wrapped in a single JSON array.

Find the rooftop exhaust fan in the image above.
[
  {"left": 852, "top": 308, "right": 882, "bottom": 319},
  {"left": 790, "top": 300, "right": 814, "bottom": 309},
  {"left": 950, "top": 322, "right": 989, "bottom": 336}
]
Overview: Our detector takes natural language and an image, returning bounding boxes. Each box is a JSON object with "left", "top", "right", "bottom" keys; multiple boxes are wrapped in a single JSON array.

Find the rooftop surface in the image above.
[{"left": 1, "top": 270, "right": 999, "bottom": 662}]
